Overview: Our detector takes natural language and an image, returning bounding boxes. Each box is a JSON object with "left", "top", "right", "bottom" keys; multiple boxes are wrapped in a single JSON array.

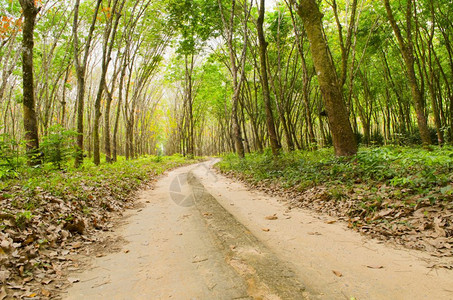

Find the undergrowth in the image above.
[
  {"left": 218, "top": 146, "right": 453, "bottom": 207},
  {"left": 1, "top": 154, "right": 197, "bottom": 219}
]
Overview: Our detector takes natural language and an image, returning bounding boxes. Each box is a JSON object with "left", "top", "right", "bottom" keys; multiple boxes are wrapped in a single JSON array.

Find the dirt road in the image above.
[{"left": 65, "top": 161, "right": 453, "bottom": 300}]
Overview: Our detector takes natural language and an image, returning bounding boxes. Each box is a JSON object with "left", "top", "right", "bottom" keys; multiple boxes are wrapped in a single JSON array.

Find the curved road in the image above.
[{"left": 65, "top": 161, "right": 453, "bottom": 300}]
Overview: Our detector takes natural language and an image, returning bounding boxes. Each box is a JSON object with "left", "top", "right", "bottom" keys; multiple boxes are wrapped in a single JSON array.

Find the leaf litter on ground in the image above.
[
  {"left": 217, "top": 147, "right": 453, "bottom": 269},
  {"left": 0, "top": 156, "right": 196, "bottom": 299}
]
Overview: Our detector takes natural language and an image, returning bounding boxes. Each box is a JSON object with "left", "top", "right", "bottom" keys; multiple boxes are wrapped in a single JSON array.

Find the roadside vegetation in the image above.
[
  {"left": 218, "top": 146, "right": 453, "bottom": 262},
  {"left": 0, "top": 150, "right": 197, "bottom": 298}
]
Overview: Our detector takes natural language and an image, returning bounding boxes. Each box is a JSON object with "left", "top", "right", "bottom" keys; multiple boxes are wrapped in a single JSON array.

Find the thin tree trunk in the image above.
[
  {"left": 218, "top": 0, "right": 251, "bottom": 158},
  {"left": 384, "top": 0, "right": 431, "bottom": 145},
  {"left": 73, "top": 0, "right": 101, "bottom": 167},
  {"left": 93, "top": 0, "right": 122, "bottom": 165},
  {"left": 257, "top": 0, "right": 281, "bottom": 155}
]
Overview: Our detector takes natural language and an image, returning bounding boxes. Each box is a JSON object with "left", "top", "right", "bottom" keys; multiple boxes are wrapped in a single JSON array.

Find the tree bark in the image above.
[
  {"left": 19, "top": 0, "right": 40, "bottom": 165},
  {"left": 286, "top": 3, "right": 317, "bottom": 148},
  {"left": 294, "top": 0, "right": 357, "bottom": 156},
  {"left": 93, "top": 0, "right": 122, "bottom": 165},
  {"left": 383, "top": 0, "right": 431, "bottom": 145},
  {"left": 218, "top": 0, "right": 251, "bottom": 158},
  {"left": 257, "top": 0, "right": 281, "bottom": 156},
  {"left": 73, "top": 0, "right": 102, "bottom": 167}
]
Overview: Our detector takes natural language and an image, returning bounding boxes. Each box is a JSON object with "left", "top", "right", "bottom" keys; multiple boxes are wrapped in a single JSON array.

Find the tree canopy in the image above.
[{"left": 1, "top": 0, "right": 453, "bottom": 166}]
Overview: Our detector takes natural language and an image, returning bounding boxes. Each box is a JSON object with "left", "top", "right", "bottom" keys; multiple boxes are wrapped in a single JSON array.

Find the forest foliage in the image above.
[{"left": 0, "top": 0, "right": 452, "bottom": 168}]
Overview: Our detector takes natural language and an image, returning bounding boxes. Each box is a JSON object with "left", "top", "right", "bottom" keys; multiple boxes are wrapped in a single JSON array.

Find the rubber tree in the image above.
[
  {"left": 19, "top": 0, "right": 41, "bottom": 165},
  {"left": 218, "top": 0, "right": 253, "bottom": 158},
  {"left": 383, "top": 0, "right": 431, "bottom": 146},
  {"left": 256, "top": 0, "right": 281, "bottom": 156},
  {"left": 73, "top": 0, "right": 102, "bottom": 167},
  {"left": 93, "top": 0, "right": 125, "bottom": 165},
  {"left": 292, "top": 0, "right": 357, "bottom": 156}
]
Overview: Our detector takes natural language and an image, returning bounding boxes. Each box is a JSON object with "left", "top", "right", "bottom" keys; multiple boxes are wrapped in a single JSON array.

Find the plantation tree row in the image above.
[
  {"left": 0, "top": 0, "right": 452, "bottom": 166},
  {"left": 165, "top": 0, "right": 453, "bottom": 157},
  {"left": 1, "top": 0, "right": 169, "bottom": 167}
]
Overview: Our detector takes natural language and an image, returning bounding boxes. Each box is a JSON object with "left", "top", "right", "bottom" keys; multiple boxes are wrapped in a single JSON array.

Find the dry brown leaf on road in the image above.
[
  {"left": 332, "top": 270, "right": 343, "bottom": 277},
  {"left": 0, "top": 270, "right": 10, "bottom": 283},
  {"left": 366, "top": 265, "right": 384, "bottom": 269},
  {"left": 24, "top": 292, "right": 38, "bottom": 298},
  {"left": 308, "top": 232, "right": 322, "bottom": 236},
  {"left": 265, "top": 214, "right": 278, "bottom": 220}
]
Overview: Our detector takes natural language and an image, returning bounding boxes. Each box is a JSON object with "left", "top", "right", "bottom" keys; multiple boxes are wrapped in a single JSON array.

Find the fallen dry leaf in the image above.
[
  {"left": 22, "top": 277, "right": 33, "bottom": 284},
  {"left": 326, "top": 220, "right": 337, "bottom": 224},
  {"left": 308, "top": 232, "right": 322, "bottom": 236},
  {"left": 72, "top": 242, "right": 83, "bottom": 249},
  {"left": 332, "top": 270, "right": 343, "bottom": 277},
  {"left": 24, "top": 293, "right": 38, "bottom": 298},
  {"left": 265, "top": 214, "right": 278, "bottom": 220},
  {"left": 41, "top": 289, "right": 51, "bottom": 297},
  {"left": 366, "top": 265, "right": 384, "bottom": 269},
  {"left": 67, "top": 277, "right": 80, "bottom": 284},
  {"left": 8, "top": 284, "right": 24, "bottom": 290}
]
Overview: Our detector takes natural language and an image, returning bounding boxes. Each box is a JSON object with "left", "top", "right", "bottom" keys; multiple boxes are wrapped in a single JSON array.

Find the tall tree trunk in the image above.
[
  {"left": 19, "top": 0, "right": 40, "bottom": 165},
  {"left": 104, "top": 86, "right": 113, "bottom": 163},
  {"left": 384, "top": 0, "right": 431, "bottom": 145},
  {"left": 287, "top": 3, "right": 317, "bottom": 148},
  {"left": 60, "top": 67, "right": 70, "bottom": 126},
  {"left": 184, "top": 54, "right": 195, "bottom": 157},
  {"left": 73, "top": 0, "right": 101, "bottom": 167},
  {"left": 93, "top": 0, "right": 122, "bottom": 165},
  {"left": 218, "top": 0, "right": 251, "bottom": 158},
  {"left": 257, "top": 0, "right": 281, "bottom": 156},
  {"left": 293, "top": 0, "right": 357, "bottom": 156}
]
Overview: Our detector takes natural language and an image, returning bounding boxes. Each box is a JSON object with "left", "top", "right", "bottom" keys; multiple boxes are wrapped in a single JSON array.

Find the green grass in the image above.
[{"left": 218, "top": 146, "right": 453, "bottom": 208}]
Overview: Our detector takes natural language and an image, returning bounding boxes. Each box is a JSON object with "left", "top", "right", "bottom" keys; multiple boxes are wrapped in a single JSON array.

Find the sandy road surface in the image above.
[{"left": 65, "top": 161, "right": 453, "bottom": 300}]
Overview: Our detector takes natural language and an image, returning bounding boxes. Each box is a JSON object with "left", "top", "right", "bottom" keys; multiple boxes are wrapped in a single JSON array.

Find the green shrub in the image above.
[
  {"left": 0, "top": 133, "right": 23, "bottom": 179},
  {"left": 40, "top": 125, "right": 78, "bottom": 169}
]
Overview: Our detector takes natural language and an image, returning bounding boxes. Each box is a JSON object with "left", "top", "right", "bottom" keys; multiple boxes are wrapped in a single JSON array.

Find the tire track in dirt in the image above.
[{"left": 189, "top": 172, "right": 312, "bottom": 300}]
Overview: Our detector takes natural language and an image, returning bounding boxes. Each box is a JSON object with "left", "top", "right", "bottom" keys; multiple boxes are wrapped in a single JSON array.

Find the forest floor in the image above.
[
  {"left": 60, "top": 160, "right": 452, "bottom": 300},
  {"left": 218, "top": 147, "right": 453, "bottom": 261}
]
